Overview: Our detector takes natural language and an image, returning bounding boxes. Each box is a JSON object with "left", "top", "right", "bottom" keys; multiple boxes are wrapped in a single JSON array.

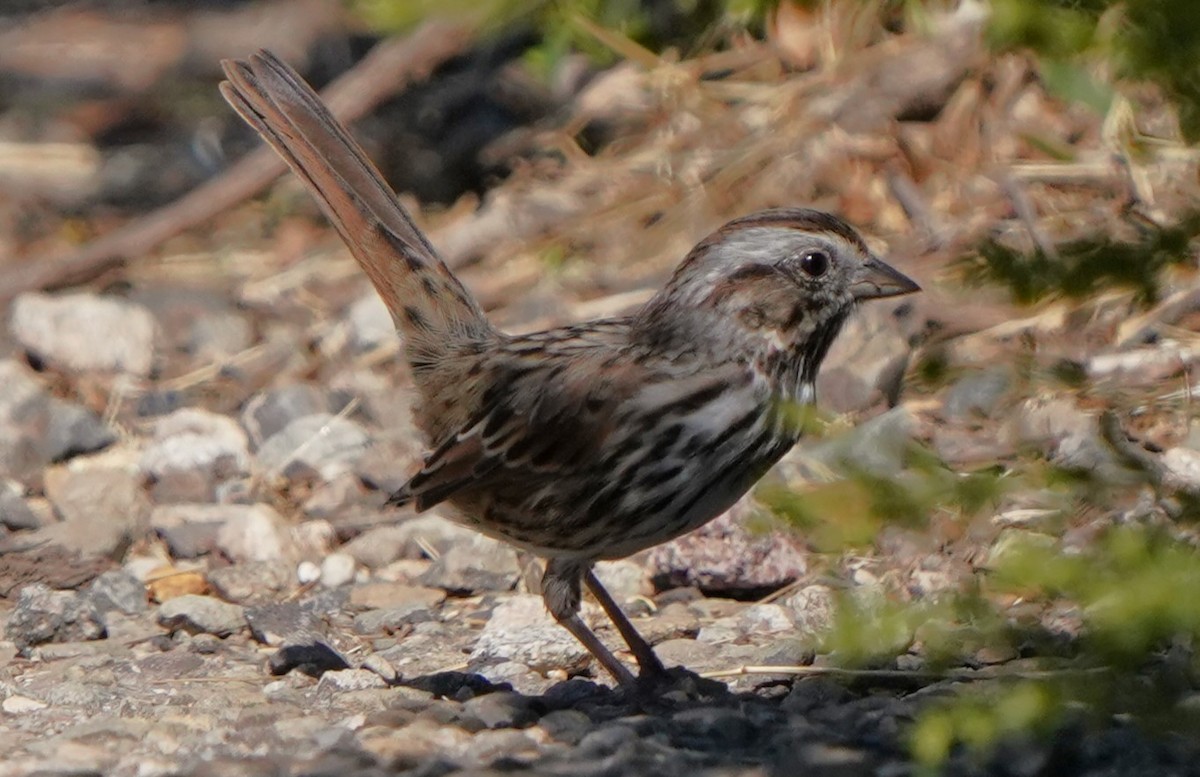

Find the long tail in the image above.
[{"left": 219, "top": 51, "right": 494, "bottom": 371}]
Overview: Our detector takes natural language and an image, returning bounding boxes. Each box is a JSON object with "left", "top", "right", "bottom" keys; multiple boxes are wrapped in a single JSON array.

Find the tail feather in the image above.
[{"left": 219, "top": 51, "right": 494, "bottom": 366}]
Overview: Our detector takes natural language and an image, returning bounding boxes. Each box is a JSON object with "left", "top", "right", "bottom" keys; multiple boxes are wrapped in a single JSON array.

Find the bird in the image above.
[{"left": 220, "top": 50, "right": 920, "bottom": 687}]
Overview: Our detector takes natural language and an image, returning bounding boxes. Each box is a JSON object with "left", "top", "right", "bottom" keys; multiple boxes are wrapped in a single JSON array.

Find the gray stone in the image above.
[
  {"left": 257, "top": 413, "right": 370, "bottom": 481},
  {"left": 157, "top": 594, "right": 245, "bottom": 637},
  {"left": 809, "top": 406, "right": 915, "bottom": 477},
  {"left": 4, "top": 583, "right": 106, "bottom": 651},
  {"left": 246, "top": 601, "right": 326, "bottom": 646},
  {"left": 592, "top": 559, "right": 652, "bottom": 604},
  {"left": 43, "top": 398, "right": 117, "bottom": 462},
  {"left": 816, "top": 308, "right": 915, "bottom": 414},
  {"left": 1163, "top": 447, "right": 1200, "bottom": 494},
  {"left": 188, "top": 308, "right": 253, "bottom": 361},
  {"left": 241, "top": 385, "right": 327, "bottom": 447},
  {"left": 462, "top": 691, "right": 542, "bottom": 729},
  {"left": 785, "top": 584, "right": 839, "bottom": 637},
  {"left": 214, "top": 504, "right": 295, "bottom": 564},
  {"left": 470, "top": 594, "right": 591, "bottom": 674},
  {"left": 361, "top": 653, "right": 399, "bottom": 683},
  {"left": 86, "top": 570, "right": 147, "bottom": 615},
  {"left": 943, "top": 368, "right": 1012, "bottom": 419},
  {"left": 317, "top": 668, "right": 388, "bottom": 692},
  {"left": 420, "top": 533, "right": 519, "bottom": 593},
  {"left": 207, "top": 561, "right": 292, "bottom": 604},
  {"left": 347, "top": 293, "right": 395, "bottom": 351},
  {"left": 270, "top": 640, "right": 352, "bottom": 677},
  {"left": 647, "top": 508, "right": 808, "bottom": 594},
  {"left": 353, "top": 603, "right": 436, "bottom": 634},
  {"left": 39, "top": 467, "right": 150, "bottom": 559},
  {"left": 151, "top": 503, "right": 230, "bottom": 558},
  {"left": 0, "top": 479, "right": 40, "bottom": 530},
  {"left": 348, "top": 582, "right": 445, "bottom": 611},
  {"left": 139, "top": 408, "right": 250, "bottom": 485},
  {"left": 10, "top": 292, "right": 157, "bottom": 376}
]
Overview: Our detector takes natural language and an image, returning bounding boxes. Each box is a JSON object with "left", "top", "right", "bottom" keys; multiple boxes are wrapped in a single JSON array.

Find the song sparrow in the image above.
[{"left": 221, "top": 51, "right": 919, "bottom": 687}]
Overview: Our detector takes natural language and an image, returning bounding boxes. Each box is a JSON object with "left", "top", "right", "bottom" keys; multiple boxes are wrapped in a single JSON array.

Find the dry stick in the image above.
[
  {"left": 0, "top": 21, "right": 472, "bottom": 306},
  {"left": 700, "top": 664, "right": 1110, "bottom": 682}
]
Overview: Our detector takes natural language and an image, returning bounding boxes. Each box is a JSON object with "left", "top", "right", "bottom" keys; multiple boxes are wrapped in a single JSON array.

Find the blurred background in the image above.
[{"left": 2, "top": 1, "right": 1200, "bottom": 773}]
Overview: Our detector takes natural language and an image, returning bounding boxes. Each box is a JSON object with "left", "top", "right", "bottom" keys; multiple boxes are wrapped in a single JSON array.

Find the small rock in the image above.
[
  {"left": 1163, "top": 447, "right": 1200, "bottom": 493},
  {"left": 735, "top": 603, "right": 795, "bottom": 635},
  {"left": 670, "top": 706, "right": 756, "bottom": 752},
  {"left": 86, "top": 570, "right": 148, "bottom": 615},
  {"left": 942, "top": 368, "right": 1012, "bottom": 420},
  {"left": 269, "top": 640, "right": 352, "bottom": 677},
  {"left": 592, "top": 560, "right": 652, "bottom": 603},
  {"left": 420, "top": 534, "right": 519, "bottom": 593},
  {"left": 648, "top": 508, "right": 807, "bottom": 594},
  {"left": 341, "top": 520, "right": 455, "bottom": 569},
  {"left": 150, "top": 503, "right": 230, "bottom": 559},
  {"left": 188, "top": 308, "right": 253, "bottom": 361},
  {"left": 0, "top": 479, "right": 41, "bottom": 530},
  {"left": 462, "top": 691, "right": 542, "bottom": 729},
  {"left": 214, "top": 504, "right": 295, "bottom": 564},
  {"left": 39, "top": 467, "right": 150, "bottom": 559},
  {"left": 246, "top": 602, "right": 323, "bottom": 647},
  {"left": 42, "top": 398, "right": 117, "bottom": 463},
  {"left": 257, "top": 413, "right": 370, "bottom": 482},
  {"left": 361, "top": 653, "right": 399, "bottom": 683},
  {"left": 785, "top": 584, "right": 839, "bottom": 637},
  {"left": 241, "top": 385, "right": 327, "bottom": 447},
  {"left": 987, "top": 529, "right": 1056, "bottom": 569},
  {"left": 636, "top": 602, "right": 701, "bottom": 645},
  {"left": 781, "top": 676, "right": 853, "bottom": 714},
  {"left": 353, "top": 604, "right": 436, "bottom": 634},
  {"left": 297, "top": 560, "right": 321, "bottom": 585},
  {"left": 817, "top": 312, "right": 914, "bottom": 413},
  {"left": 11, "top": 292, "right": 157, "bottom": 375},
  {"left": 318, "top": 668, "right": 388, "bottom": 692},
  {"left": 347, "top": 293, "right": 395, "bottom": 351},
  {"left": 348, "top": 583, "right": 446, "bottom": 611},
  {"left": 319, "top": 552, "right": 358, "bottom": 588},
  {"left": 157, "top": 594, "right": 245, "bottom": 637},
  {"left": 809, "top": 406, "right": 915, "bottom": 477},
  {"left": 4, "top": 584, "right": 106, "bottom": 651},
  {"left": 470, "top": 594, "right": 591, "bottom": 674},
  {"left": 207, "top": 562, "right": 292, "bottom": 604},
  {"left": 2, "top": 695, "right": 48, "bottom": 714},
  {"left": 537, "top": 709, "right": 593, "bottom": 745},
  {"left": 140, "top": 409, "right": 250, "bottom": 499}
]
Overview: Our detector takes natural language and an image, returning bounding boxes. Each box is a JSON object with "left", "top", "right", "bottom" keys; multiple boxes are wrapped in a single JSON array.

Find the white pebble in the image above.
[
  {"left": 297, "top": 560, "right": 321, "bottom": 585},
  {"left": 319, "top": 553, "right": 357, "bottom": 588}
]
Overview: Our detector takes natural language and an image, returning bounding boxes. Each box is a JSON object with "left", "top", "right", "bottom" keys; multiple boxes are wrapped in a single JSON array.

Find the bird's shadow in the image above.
[{"left": 379, "top": 667, "right": 897, "bottom": 776}]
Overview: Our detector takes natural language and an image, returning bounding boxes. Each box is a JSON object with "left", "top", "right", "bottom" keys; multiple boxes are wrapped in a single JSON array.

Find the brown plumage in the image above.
[{"left": 221, "top": 51, "right": 920, "bottom": 687}]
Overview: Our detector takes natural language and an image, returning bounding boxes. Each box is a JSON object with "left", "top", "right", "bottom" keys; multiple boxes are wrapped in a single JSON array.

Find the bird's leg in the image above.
[
  {"left": 542, "top": 559, "right": 636, "bottom": 687},
  {"left": 583, "top": 570, "right": 667, "bottom": 679}
]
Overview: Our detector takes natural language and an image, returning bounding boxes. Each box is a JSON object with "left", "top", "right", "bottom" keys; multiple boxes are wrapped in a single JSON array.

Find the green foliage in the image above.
[
  {"left": 759, "top": 440, "right": 1005, "bottom": 551},
  {"left": 911, "top": 681, "right": 1064, "bottom": 770},
  {"left": 351, "top": 0, "right": 773, "bottom": 79},
  {"left": 987, "top": 0, "right": 1200, "bottom": 140},
  {"left": 991, "top": 525, "right": 1200, "bottom": 664},
  {"left": 906, "top": 522, "right": 1200, "bottom": 767},
  {"left": 961, "top": 211, "right": 1200, "bottom": 306}
]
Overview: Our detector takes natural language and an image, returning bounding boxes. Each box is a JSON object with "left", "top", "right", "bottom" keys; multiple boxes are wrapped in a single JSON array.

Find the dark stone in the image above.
[
  {"left": 86, "top": 570, "right": 148, "bottom": 615},
  {"left": 268, "top": 640, "right": 351, "bottom": 677}
]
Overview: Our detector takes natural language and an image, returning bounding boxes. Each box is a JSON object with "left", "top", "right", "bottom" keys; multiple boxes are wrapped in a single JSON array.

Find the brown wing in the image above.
[{"left": 388, "top": 340, "right": 753, "bottom": 513}]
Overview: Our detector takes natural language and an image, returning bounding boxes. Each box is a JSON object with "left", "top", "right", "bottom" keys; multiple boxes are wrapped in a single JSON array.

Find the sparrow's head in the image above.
[{"left": 637, "top": 208, "right": 920, "bottom": 396}]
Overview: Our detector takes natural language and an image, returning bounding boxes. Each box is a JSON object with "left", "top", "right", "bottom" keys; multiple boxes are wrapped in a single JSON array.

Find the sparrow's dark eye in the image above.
[{"left": 799, "top": 250, "right": 829, "bottom": 278}]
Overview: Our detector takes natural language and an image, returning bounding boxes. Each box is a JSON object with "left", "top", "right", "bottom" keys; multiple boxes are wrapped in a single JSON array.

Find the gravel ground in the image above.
[{"left": 5, "top": 6, "right": 1200, "bottom": 776}]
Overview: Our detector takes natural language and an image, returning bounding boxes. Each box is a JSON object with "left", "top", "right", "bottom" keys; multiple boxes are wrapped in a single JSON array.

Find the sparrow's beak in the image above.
[{"left": 850, "top": 256, "right": 921, "bottom": 300}]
